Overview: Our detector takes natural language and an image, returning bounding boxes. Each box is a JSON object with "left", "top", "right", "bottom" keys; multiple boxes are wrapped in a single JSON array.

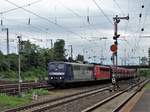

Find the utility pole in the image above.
[
  {"left": 111, "top": 15, "right": 129, "bottom": 90},
  {"left": 2, "top": 28, "right": 9, "bottom": 54},
  {"left": 68, "top": 45, "right": 73, "bottom": 59},
  {"left": 17, "top": 35, "right": 22, "bottom": 96},
  {"left": 50, "top": 39, "right": 53, "bottom": 49}
]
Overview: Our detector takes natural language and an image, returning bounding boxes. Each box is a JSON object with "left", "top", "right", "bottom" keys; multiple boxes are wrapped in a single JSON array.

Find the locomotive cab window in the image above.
[{"left": 48, "top": 63, "right": 65, "bottom": 71}]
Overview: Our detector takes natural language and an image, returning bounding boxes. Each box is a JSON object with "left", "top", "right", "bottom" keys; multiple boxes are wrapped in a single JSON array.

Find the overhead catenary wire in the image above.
[
  {"left": 0, "top": 0, "right": 44, "bottom": 15},
  {"left": 2, "top": 14, "right": 91, "bottom": 49},
  {"left": 113, "top": 0, "right": 125, "bottom": 16},
  {"left": 93, "top": 0, "right": 113, "bottom": 26},
  {"left": 123, "top": 0, "right": 141, "bottom": 56},
  {"left": 56, "top": 0, "right": 104, "bottom": 40},
  {"left": 56, "top": 0, "right": 81, "bottom": 18},
  {"left": 3, "top": 0, "right": 85, "bottom": 39}
]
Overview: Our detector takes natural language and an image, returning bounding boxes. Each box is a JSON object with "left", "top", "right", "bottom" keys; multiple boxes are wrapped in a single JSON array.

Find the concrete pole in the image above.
[
  {"left": 17, "top": 36, "right": 22, "bottom": 96},
  {"left": 2, "top": 28, "right": 9, "bottom": 54}
]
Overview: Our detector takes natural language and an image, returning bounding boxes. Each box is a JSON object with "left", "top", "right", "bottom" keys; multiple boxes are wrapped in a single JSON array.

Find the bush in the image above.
[
  {"left": 29, "top": 89, "right": 49, "bottom": 96},
  {"left": 0, "top": 93, "right": 31, "bottom": 108},
  {"left": 139, "top": 69, "right": 150, "bottom": 78},
  {"left": 0, "top": 70, "right": 17, "bottom": 79},
  {"left": 22, "top": 68, "right": 47, "bottom": 81},
  {"left": 0, "top": 67, "right": 47, "bottom": 81}
]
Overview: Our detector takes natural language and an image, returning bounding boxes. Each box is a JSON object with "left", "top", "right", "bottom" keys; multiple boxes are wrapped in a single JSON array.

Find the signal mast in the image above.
[{"left": 110, "top": 15, "right": 129, "bottom": 90}]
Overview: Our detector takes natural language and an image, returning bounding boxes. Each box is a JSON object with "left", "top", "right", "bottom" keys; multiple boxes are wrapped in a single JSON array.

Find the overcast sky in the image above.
[{"left": 0, "top": 0, "right": 150, "bottom": 65}]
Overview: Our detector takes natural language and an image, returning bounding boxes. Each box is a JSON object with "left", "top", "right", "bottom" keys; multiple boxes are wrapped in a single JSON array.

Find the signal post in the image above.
[{"left": 111, "top": 15, "right": 129, "bottom": 90}]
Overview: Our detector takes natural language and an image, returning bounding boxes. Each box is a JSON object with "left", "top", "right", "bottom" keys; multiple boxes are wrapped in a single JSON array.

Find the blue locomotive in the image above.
[{"left": 47, "top": 62, "right": 95, "bottom": 86}]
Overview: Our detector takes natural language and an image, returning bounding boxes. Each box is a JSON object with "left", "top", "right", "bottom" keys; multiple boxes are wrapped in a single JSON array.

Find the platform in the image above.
[{"left": 131, "top": 89, "right": 150, "bottom": 112}]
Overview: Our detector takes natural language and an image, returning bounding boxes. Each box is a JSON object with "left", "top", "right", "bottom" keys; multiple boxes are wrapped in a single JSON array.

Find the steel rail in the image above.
[
  {"left": 82, "top": 79, "right": 148, "bottom": 112},
  {"left": 0, "top": 82, "right": 51, "bottom": 95},
  {"left": 112, "top": 80, "right": 150, "bottom": 112},
  {"left": 4, "top": 86, "right": 111, "bottom": 112}
]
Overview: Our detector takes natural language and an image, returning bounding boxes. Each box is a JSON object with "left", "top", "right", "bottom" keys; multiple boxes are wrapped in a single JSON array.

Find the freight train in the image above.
[{"left": 47, "top": 62, "right": 137, "bottom": 87}]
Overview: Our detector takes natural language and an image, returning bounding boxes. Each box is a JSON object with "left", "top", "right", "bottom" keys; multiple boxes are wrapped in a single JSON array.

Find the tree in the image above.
[
  {"left": 148, "top": 48, "right": 150, "bottom": 66},
  {"left": 76, "top": 54, "right": 84, "bottom": 62},
  {"left": 53, "top": 39, "right": 66, "bottom": 61},
  {"left": 140, "top": 57, "right": 148, "bottom": 65},
  {"left": 0, "top": 51, "right": 4, "bottom": 64},
  {"left": 7, "top": 53, "right": 18, "bottom": 71},
  {"left": 20, "top": 40, "right": 45, "bottom": 70},
  {"left": 68, "top": 57, "right": 74, "bottom": 62},
  {"left": 42, "top": 48, "right": 54, "bottom": 67},
  {"left": 0, "top": 51, "right": 8, "bottom": 71}
]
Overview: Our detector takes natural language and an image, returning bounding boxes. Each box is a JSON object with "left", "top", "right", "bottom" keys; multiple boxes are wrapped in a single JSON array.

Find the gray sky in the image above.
[{"left": 0, "top": 0, "right": 150, "bottom": 65}]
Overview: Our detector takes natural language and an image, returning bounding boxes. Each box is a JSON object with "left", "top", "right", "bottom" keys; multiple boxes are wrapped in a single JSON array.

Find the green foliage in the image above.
[
  {"left": 21, "top": 68, "right": 47, "bottom": 81},
  {"left": 76, "top": 54, "right": 84, "bottom": 62},
  {"left": 0, "top": 93, "right": 31, "bottom": 109},
  {"left": 53, "top": 39, "right": 66, "bottom": 60},
  {"left": 145, "top": 83, "right": 150, "bottom": 89},
  {"left": 0, "top": 70, "right": 17, "bottom": 79},
  {"left": 21, "top": 40, "right": 46, "bottom": 70},
  {"left": 0, "top": 89, "right": 48, "bottom": 110},
  {"left": 7, "top": 54, "right": 18, "bottom": 71},
  {"left": 148, "top": 48, "right": 150, "bottom": 65},
  {"left": 139, "top": 69, "right": 150, "bottom": 78},
  {"left": 29, "top": 89, "right": 49, "bottom": 96},
  {"left": 0, "top": 39, "right": 66, "bottom": 80}
]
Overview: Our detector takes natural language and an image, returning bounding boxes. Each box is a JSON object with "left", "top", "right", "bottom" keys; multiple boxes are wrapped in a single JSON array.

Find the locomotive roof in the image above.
[
  {"left": 110, "top": 66, "right": 136, "bottom": 71},
  {"left": 48, "top": 61, "right": 94, "bottom": 66}
]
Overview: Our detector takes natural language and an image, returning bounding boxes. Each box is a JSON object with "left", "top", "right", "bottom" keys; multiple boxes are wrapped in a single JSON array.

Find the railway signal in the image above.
[
  {"left": 110, "top": 44, "right": 117, "bottom": 53},
  {"left": 111, "top": 15, "right": 129, "bottom": 90},
  {"left": 113, "top": 34, "right": 120, "bottom": 40}
]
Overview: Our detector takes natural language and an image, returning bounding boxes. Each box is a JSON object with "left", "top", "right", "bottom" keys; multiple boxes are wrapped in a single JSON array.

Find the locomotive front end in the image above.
[{"left": 48, "top": 62, "right": 66, "bottom": 86}]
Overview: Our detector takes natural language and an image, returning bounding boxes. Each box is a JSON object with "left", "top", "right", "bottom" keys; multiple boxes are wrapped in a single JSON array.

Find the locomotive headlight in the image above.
[
  {"left": 51, "top": 77, "right": 53, "bottom": 79},
  {"left": 60, "top": 77, "right": 62, "bottom": 79}
]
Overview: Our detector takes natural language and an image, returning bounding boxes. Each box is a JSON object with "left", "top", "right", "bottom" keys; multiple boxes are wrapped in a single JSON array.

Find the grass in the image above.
[
  {"left": 0, "top": 93, "right": 31, "bottom": 109},
  {"left": 28, "top": 89, "right": 49, "bottom": 96},
  {"left": 0, "top": 88, "right": 49, "bottom": 111},
  {"left": 145, "top": 83, "right": 150, "bottom": 89}
]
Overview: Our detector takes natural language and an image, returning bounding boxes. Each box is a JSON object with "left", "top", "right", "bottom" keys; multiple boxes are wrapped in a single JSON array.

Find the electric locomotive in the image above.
[
  {"left": 48, "top": 62, "right": 95, "bottom": 86},
  {"left": 48, "top": 61, "right": 137, "bottom": 87}
]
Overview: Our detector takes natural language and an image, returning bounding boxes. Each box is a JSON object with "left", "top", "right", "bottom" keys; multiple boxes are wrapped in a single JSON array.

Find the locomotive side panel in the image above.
[
  {"left": 72, "top": 64, "right": 94, "bottom": 81},
  {"left": 94, "top": 65, "right": 111, "bottom": 80}
]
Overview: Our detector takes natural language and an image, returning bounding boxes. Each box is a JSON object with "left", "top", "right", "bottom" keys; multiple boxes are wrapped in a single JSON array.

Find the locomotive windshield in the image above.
[{"left": 48, "top": 63, "right": 65, "bottom": 72}]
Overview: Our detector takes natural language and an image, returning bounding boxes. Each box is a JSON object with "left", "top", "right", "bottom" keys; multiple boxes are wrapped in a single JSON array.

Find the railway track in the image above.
[
  {"left": 0, "top": 81, "right": 52, "bottom": 95},
  {"left": 4, "top": 85, "right": 112, "bottom": 112},
  {"left": 82, "top": 79, "right": 149, "bottom": 112},
  {"left": 2, "top": 78, "right": 146, "bottom": 112}
]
